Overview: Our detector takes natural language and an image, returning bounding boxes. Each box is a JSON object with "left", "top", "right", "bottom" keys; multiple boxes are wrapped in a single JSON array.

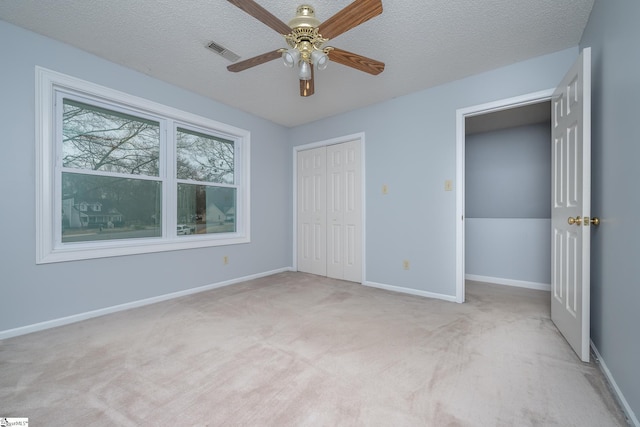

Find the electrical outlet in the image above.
[
  {"left": 403, "top": 260, "right": 410, "bottom": 270},
  {"left": 223, "top": 256, "right": 229, "bottom": 265},
  {"left": 382, "top": 184, "right": 388, "bottom": 195}
]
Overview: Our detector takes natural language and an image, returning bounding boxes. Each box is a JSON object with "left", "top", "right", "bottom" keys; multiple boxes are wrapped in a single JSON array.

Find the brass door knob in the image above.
[
  {"left": 568, "top": 216, "right": 582, "bottom": 226},
  {"left": 568, "top": 216, "right": 600, "bottom": 226}
]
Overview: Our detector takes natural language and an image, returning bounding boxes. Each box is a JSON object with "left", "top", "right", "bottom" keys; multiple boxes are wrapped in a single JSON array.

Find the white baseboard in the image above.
[
  {"left": 465, "top": 274, "right": 551, "bottom": 291},
  {"left": 363, "top": 281, "right": 457, "bottom": 303},
  {"left": 0, "top": 267, "right": 294, "bottom": 340},
  {"left": 591, "top": 341, "right": 639, "bottom": 427}
]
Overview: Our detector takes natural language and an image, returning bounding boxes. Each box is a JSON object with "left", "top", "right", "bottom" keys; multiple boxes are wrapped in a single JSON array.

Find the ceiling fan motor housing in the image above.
[{"left": 288, "top": 5, "right": 320, "bottom": 28}]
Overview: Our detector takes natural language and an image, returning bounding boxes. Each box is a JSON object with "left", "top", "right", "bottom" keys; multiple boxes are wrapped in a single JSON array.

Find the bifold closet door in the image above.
[{"left": 297, "top": 140, "right": 362, "bottom": 282}]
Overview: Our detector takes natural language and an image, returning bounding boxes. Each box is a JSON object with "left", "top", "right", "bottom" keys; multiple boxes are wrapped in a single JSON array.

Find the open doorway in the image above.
[
  {"left": 465, "top": 101, "right": 552, "bottom": 293},
  {"left": 455, "top": 90, "right": 554, "bottom": 303}
]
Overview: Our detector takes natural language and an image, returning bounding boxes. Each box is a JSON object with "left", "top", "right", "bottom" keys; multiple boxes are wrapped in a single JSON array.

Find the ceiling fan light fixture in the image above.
[
  {"left": 226, "top": 0, "right": 385, "bottom": 97},
  {"left": 311, "top": 50, "right": 328, "bottom": 71},
  {"left": 298, "top": 61, "right": 312, "bottom": 80},
  {"left": 282, "top": 48, "right": 300, "bottom": 68}
]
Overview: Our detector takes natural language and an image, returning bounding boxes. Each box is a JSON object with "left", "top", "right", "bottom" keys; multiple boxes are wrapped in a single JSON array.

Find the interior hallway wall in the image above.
[{"left": 580, "top": 0, "right": 640, "bottom": 422}]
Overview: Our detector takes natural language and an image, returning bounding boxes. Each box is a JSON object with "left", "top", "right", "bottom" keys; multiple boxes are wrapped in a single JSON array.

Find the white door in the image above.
[
  {"left": 551, "top": 47, "right": 591, "bottom": 362},
  {"left": 297, "top": 146, "right": 327, "bottom": 276},
  {"left": 326, "top": 140, "right": 362, "bottom": 282}
]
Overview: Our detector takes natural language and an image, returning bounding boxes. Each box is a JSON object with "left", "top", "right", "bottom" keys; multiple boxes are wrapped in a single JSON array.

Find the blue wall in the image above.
[
  {"left": 289, "top": 48, "right": 577, "bottom": 296},
  {"left": 465, "top": 123, "right": 551, "bottom": 285},
  {"left": 466, "top": 124, "right": 551, "bottom": 219},
  {"left": 0, "top": 21, "right": 292, "bottom": 332},
  {"left": 581, "top": 0, "right": 640, "bottom": 422}
]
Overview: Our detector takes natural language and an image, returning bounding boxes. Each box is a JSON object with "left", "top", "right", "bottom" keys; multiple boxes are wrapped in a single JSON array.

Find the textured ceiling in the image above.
[{"left": 0, "top": 0, "right": 594, "bottom": 127}]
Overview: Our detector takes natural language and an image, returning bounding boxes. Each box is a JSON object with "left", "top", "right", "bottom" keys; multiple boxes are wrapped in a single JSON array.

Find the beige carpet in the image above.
[{"left": 0, "top": 272, "right": 628, "bottom": 426}]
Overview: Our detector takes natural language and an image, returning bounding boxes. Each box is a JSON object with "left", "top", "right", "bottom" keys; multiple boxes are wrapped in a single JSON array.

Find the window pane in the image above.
[
  {"left": 63, "top": 99, "right": 160, "bottom": 176},
  {"left": 62, "top": 172, "right": 162, "bottom": 243},
  {"left": 176, "top": 127, "right": 234, "bottom": 184},
  {"left": 177, "top": 183, "right": 236, "bottom": 235}
]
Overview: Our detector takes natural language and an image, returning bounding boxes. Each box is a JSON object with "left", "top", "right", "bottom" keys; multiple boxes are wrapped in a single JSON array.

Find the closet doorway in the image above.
[
  {"left": 465, "top": 101, "right": 552, "bottom": 292},
  {"left": 294, "top": 135, "right": 364, "bottom": 283},
  {"left": 455, "top": 90, "right": 554, "bottom": 302}
]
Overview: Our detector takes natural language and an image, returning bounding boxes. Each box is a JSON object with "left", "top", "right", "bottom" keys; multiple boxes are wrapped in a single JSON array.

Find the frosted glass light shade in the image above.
[
  {"left": 298, "top": 61, "right": 312, "bottom": 80},
  {"left": 311, "top": 50, "right": 328, "bottom": 70},
  {"left": 282, "top": 49, "right": 300, "bottom": 68}
]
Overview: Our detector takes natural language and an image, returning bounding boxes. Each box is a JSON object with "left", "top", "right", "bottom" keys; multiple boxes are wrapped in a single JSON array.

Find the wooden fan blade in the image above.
[
  {"left": 318, "top": 0, "right": 382, "bottom": 40},
  {"left": 329, "top": 48, "right": 385, "bottom": 75},
  {"left": 227, "top": 49, "right": 282, "bottom": 72},
  {"left": 227, "top": 0, "right": 291, "bottom": 35},
  {"left": 300, "top": 65, "right": 315, "bottom": 97}
]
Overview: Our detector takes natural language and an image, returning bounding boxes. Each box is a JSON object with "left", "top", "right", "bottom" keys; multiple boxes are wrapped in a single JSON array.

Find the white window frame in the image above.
[{"left": 36, "top": 67, "right": 250, "bottom": 264}]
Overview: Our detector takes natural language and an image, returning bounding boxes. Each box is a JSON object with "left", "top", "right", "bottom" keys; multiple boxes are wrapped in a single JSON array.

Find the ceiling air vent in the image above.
[{"left": 207, "top": 41, "right": 240, "bottom": 63}]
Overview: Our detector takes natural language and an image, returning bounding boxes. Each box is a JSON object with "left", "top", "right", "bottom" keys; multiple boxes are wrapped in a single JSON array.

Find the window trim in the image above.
[{"left": 36, "top": 67, "right": 251, "bottom": 264}]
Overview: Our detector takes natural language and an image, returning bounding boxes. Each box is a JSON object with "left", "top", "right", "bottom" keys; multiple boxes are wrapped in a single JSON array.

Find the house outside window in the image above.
[{"left": 36, "top": 67, "right": 250, "bottom": 263}]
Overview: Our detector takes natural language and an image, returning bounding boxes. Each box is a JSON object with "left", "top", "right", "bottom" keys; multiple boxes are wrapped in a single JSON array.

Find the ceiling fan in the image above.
[{"left": 226, "top": 0, "right": 385, "bottom": 97}]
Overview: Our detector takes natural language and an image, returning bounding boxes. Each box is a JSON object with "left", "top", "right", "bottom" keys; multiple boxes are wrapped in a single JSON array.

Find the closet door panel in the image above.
[
  {"left": 327, "top": 140, "right": 361, "bottom": 281},
  {"left": 297, "top": 147, "right": 326, "bottom": 275}
]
